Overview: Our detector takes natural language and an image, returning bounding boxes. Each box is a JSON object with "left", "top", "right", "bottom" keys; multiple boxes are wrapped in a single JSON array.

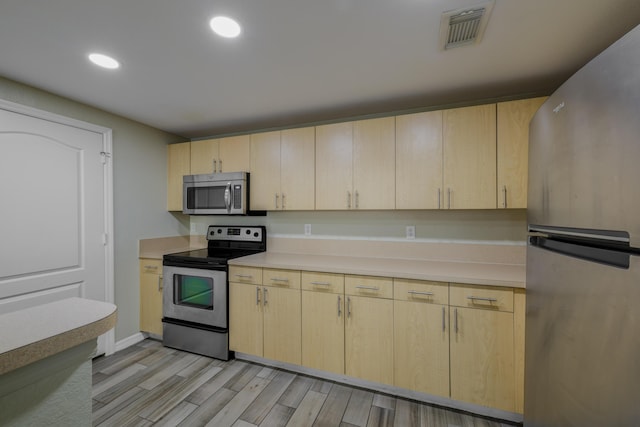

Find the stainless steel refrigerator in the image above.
[{"left": 525, "top": 24, "right": 640, "bottom": 426}]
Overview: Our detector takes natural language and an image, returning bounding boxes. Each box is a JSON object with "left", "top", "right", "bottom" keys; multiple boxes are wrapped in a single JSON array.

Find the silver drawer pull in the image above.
[
  {"left": 235, "top": 274, "right": 253, "bottom": 279},
  {"left": 270, "top": 278, "right": 290, "bottom": 283},
  {"left": 311, "top": 281, "right": 331, "bottom": 286},
  {"left": 408, "top": 290, "right": 434, "bottom": 297},
  {"left": 355, "top": 285, "right": 380, "bottom": 291},
  {"left": 144, "top": 265, "right": 158, "bottom": 271},
  {"left": 467, "top": 296, "right": 498, "bottom": 303}
]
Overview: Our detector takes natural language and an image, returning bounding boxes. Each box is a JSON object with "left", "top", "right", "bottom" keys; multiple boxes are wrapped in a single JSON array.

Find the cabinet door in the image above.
[
  {"left": 281, "top": 127, "right": 315, "bottom": 210},
  {"left": 263, "top": 286, "right": 301, "bottom": 365},
  {"left": 139, "top": 259, "right": 163, "bottom": 336},
  {"left": 394, "top": 301, "right": 449, "bottom": 397},
  {"left": 229, "top": 283, "right": 263, "bottom": 356},
  {"left": 250, "top": 131, "right": 281, "bottom": 210},
  {"left": 315, "top": 122, "right": 353, "bottom": 210},
  {"left": 219, "top": 135, "right": 251, "bottom": 173},
  {"left": 396, "top": 111, "right": 443, "bottom": 209},
  {"left": 345, "top": 295, "right": 393, "bottom": 385},
  {"left": 353, "top": 117, "right": 396, "bottom": 209},
  {"left": 450, "top": 307, "right": 515, "bottom": 412},
  {"left": 443, "top": 105, "right": 497, "bottom": 209},
  {"left": 190, "top": 138, "right": 219, "bottom": 174},
  {"left": 301, "top": 291, "right": 344, "bottom": 374},
  {"left": 167, "top": 142, "right": 190, "bottom": 211},
  {"left": 497, "top": 97, "right": 547, "bottom": 209}
]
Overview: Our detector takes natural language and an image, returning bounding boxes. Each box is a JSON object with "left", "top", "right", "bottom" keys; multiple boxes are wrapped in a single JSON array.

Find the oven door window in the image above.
[{"left": 174, "top": 274, "right": 214, "bottom": 310}]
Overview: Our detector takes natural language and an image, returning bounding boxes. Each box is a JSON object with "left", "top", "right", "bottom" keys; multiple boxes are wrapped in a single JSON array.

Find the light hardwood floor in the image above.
[{"left": 92, "top": 339, "right": 519, "bottom": 427}]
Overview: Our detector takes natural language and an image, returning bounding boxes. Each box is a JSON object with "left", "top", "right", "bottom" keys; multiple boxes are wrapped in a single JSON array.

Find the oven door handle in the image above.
[{"left": 224, "top": 182, "right": 232, "bottom": 213}]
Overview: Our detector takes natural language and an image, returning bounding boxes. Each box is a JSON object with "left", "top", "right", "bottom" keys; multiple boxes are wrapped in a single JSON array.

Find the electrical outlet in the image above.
[
  {"left": 190, "top": 223, "right": 197, "bottom": 234},
  {"left": 304, "top": 224, "right": 312, "bottom": 236},
  {"left": 406, "top": 225, "right": 415, "bottom": 240}
]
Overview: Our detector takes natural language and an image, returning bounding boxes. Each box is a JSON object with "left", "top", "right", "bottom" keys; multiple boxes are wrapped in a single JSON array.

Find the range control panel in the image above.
[{"left": 207, "top": 226, "right": 264, "bottom": 242}]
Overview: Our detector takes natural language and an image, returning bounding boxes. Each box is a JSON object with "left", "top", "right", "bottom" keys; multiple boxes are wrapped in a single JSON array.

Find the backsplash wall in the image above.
[{"left": 189, "top": 209, "right": 527, "bottom": 243}]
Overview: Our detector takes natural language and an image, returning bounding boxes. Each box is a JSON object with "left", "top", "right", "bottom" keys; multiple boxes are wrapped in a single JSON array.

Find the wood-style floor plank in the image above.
[
  {"left": 92, "top": 340, "right": 518, "bottom": 427},
  {"left": 285, "top": 390, "right": 327, "bottom": 427},
  {"left": 239, "top": 370, "right": 297, "bottom": 425},
  {"left": 204, "top": 377, "right": 271, "bottom": 427},
  {"left": 342, "top": 388, "right": 374, "bottom": 426}
]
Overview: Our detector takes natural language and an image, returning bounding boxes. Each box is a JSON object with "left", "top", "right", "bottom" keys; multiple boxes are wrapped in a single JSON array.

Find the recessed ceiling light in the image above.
[
  {"left": 209, "top": 16, "right": 241, "bottom": 38},
  {"left": 88, "top": 53, "right": 120, "bottom": 69}
]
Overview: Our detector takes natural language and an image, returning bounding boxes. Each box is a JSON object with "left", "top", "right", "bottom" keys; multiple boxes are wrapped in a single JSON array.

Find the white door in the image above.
[{"left": 0, "top": 101, "right": 113, "bottom": 355}]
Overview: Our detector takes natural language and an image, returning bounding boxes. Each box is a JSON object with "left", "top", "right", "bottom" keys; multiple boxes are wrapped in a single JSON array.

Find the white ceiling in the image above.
[{"left": 1, "top": 0, "right": 639, "bottom": 138}]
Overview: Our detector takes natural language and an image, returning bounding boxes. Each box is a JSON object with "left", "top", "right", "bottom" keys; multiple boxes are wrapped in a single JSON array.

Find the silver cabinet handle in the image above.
[
  {"left": 219, "top": 159, "right": 223, "bottom": 173},
  {"left": 158, "top": 275, "right": 163, "bottom": 291},
  {"left": 407, "top": 290, "right": 434, "bottom": 297},
  {"left": 270, "top": 277, "right": 289, "bottom": 283},
  {"left": 355, "top": 285, "right": 380, "bottom": 291},
  {"left": 263, "top": 287, "right": 268, "bottom": 305},
  {"left": 282, "top": 193, "right": 286, "bottom": 210},
  {"left": 311, "top": 281, "right": 331, "bottom": 286},
  {"left": 347, "top": 191, "right": 352, "bottom": 209},
  {"left": 213, "top": 159, "right": 217, "bottom": 173},
  {"left": 442, "top": 306, "right": 445, "bottom": 332},
  {"left": 275, "top": 193, "right": 280, "bottom": 209},
  {"left": 454, "top": 307, "right": 458, "bottom": 334},
  {"left": 337, "top": 295, "right": 342, "bottom": 317},
  {"left": 355, "top": 191, "right": 359, "bottom": 209},
  {"left": 235, "top": 274, "right": 253, "bottom": 278},
  {"left": 502, "top": 185, "right": 507, "bottom": 208},
  {"left": 447, "top": 188, "right": 451, "bottom": 209},
  {"left": 467, "top": 296, "right": 498, "bottom": 303},
  {"left": 256, "top": 286, "right": 261, "bottom": 305},
  {"left": 347, "top": 296, "right": 351, "bottom": 318},
  {"left": 437, "top": 188, "right": 441, "bottom": 209},
  {"left": 144, "top": 265, "right": 158, "bottom": 271}
]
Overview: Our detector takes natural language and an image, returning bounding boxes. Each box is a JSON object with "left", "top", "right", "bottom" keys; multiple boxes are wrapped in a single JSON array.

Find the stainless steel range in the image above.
[{"left": 162, "top": 225, "right": 266, "bottom": 360}]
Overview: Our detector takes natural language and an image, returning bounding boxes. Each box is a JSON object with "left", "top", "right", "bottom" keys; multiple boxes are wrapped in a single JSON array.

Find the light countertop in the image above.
[
  {"left": 228, "top": 252, "right": 525, "bottom": 288},
  {"left": 0, "top": 298, "right": 117, "bottom": 375}
]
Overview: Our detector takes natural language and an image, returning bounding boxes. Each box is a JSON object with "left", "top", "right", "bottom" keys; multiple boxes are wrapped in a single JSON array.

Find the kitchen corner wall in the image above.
[
  {"left": 0, "top": 76, "right": 186, "bottom": 342},
  {"left": 189, "top": 209, "right": 527, "bottom": 243}
]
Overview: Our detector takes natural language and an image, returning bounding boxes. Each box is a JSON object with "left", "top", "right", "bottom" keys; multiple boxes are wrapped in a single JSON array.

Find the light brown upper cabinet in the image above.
[
  {"left": 316, "top": 117, "right": 395, "bottom": 210},
  {"left": 250, "top": 128, "right": 315, "bottom": 211},
  {"left": 316, "top": 122, "right": 354, "bottom": 210},
  {"left": 497, "top": 97, "right": 547, "bottom": 209},
  {"left": 167, "top": 142, "right": 190, "bottom": 211},
  {"left": 190, "top": 135, "right": 250, "bottom": 175},
  {"left": 396, "top": 111, "right": 443, "bottom": 209},
  {"left": 443, "top": 104, "right": 497, "bottom": 209}
]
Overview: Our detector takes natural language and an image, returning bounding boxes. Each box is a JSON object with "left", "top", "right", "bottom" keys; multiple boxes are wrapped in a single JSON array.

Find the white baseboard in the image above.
[{"left": 114, "top": 332, "right": 147, "bottom": 353}]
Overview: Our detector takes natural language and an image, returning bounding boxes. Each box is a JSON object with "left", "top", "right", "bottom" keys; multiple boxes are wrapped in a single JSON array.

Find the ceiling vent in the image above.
[{"left": 439, "top": 1, "right": 494, "bottom": 50}]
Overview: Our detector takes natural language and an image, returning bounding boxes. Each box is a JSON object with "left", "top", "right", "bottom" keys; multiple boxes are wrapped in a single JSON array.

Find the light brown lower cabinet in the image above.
[
  {"left": 229, "top": 267, "right": 301, "bottom": 366},
  {"left": 393, "top": 279, "right": 450, "bottom": 397},
  {"left": 301, "top": 272, "right": 345, "bottom": 375},
  {"left": 449, "top": 284, "right": 516, "bottom": 413},
  {"left": 345, "top": 275, "right": 394, "bottom": 386},
  {"left": 139, "top": 259, "right": 163, "bottom": 337},
  {"left": 228, "top": 265, "right": 525, "bottom": 414}
]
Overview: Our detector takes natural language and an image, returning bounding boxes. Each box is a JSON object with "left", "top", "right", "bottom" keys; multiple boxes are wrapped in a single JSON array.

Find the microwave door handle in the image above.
[{"left": 224, "top": 182, "right": 231, "bottom": 213}]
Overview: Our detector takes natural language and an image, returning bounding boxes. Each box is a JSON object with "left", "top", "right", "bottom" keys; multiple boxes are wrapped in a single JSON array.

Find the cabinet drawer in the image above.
[
  {"left": 301, "top": 271, "right": 344, "bottom": 294},
  {"left": 229, "top": 266, "right": 262, "bottom": 285},
  {"left": 140, "top": 259, "right": 162, "bottom": 275},
  {"left": 394, "top": 279, "right": 448, "bottom": 305},
  {"left": 263, "top": 268, "right": 301, "bottom": 289},
  {"left": 449, "top": 283, "right": 514, "bottom": 312},
  {"left": 345, "top": 275, "right": 393, "bottom": 299}
]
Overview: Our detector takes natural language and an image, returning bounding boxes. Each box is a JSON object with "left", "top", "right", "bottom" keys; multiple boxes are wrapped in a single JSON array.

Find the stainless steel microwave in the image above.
[{"left": 183, "top": 172, "right": 248, "bottom": 215}]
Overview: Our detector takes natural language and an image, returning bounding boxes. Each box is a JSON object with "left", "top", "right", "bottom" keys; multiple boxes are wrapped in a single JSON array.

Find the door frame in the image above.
[{"left": 0, "top": 98, "right": 115, "bottom": 355}]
